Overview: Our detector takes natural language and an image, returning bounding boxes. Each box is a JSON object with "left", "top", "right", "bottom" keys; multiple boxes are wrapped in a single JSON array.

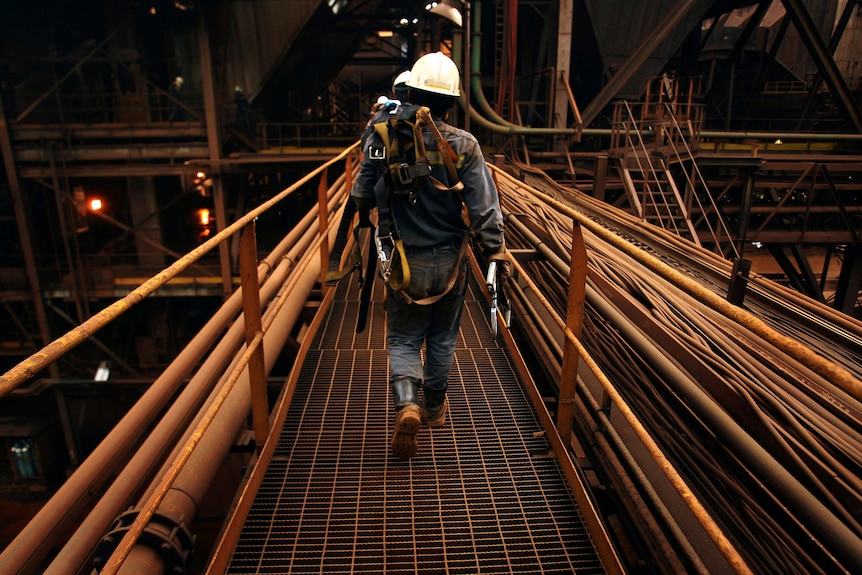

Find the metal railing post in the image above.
[
  {"left": 240, "top": 220, "right": 269, "bottom": 450},
  {"left": 557, "top": 220, "right": 586, "bottom": 442},
  {"left": 345, "top": 149, "right": 354, "bottom": 193},
  {"left": 318, "top": 168, "right": 330, "bottom": 290}
]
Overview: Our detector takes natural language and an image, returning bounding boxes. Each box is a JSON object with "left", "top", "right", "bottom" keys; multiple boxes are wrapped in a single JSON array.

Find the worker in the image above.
[
  {"left": 392, "top": 68, "right": 410, "bottom": 103},
  {"left": 168, "top": 75, "right": 184, "bottom": 121},
  {"left": 351, "top": 52, "right": 508, "bottom": 460},
  {"left": 234, "top": 85, "right": 251, "bottom": 134},
  {"left": 360, "top": 69, "right": 412, "bottom": 148},
  {"left": 329, "top": 70, "right": 415, "bottom": 287}
]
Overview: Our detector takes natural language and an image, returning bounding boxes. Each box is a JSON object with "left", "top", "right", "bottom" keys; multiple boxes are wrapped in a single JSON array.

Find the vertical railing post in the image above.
[
  {"left": 557, "top": 220, "right": 587, "bottom": 443},
  {"left": 239, "top": 220, "right": 269, "bottom": 451},
  {"left": 345, "top": 149, "right": 354, "bottom": 193},
  {"left": 317, "top": 168, "right": 330, "bottom": 289}
]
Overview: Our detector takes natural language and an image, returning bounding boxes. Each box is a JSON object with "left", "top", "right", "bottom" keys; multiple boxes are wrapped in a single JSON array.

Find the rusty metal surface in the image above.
[{"left": 224, "top": 279, "right": 604, "bottom": 574}]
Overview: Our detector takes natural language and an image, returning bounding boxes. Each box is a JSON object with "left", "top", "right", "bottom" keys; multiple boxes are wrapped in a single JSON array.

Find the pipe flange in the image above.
[{"left": 93, "top": 508, "right": 195, "bottom": 574}]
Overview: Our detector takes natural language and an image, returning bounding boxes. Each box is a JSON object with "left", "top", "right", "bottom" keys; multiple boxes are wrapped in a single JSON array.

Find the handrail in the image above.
[
  {"left": 490, "top": 163, "right": 862, "bottom": 402},
  {"left": 102, "top": 198, "right": 343, "bottom": 573},
  {"left": 504, "top": 234, "right": 754, "bottom": 575},
  {"left": 1, "top": 146, "right": 360, "bottom": 575},
  {"left": 100, "top": 329, "right": 264, "bottom": 574},
  {"left": 0, "top": 142, "right": 360, "bottom": 398}
]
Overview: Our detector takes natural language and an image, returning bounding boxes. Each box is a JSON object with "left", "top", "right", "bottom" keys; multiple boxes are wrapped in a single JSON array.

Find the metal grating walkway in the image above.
[{"left": 225, "top": 273, "right": 604, "bottom": 574}]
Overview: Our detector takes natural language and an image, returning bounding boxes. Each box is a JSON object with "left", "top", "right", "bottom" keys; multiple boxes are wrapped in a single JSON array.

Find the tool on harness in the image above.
[
  {"left": 485, "top": 258, "right": 512, "bottom": 336},
  {"left": 325, "top": 202, "right": 377, "bottom": 332},
  {"left": 356, "top": 226, "right": 376, "bottom": 333},
  {"left": 374, "top": 227, "right": 395, "bottom": 282}
]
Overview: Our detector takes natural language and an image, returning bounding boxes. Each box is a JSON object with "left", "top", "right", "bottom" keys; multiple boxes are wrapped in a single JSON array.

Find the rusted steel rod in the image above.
[
  {"left": 38, "top": 184, "right": 350, "bottom": 575},
  {"left": 498, "top": 165, "right": 862, "bottom": 572},
  {"left": 492, "top": 165, "right": 862, "bottom": 402},
  {"left": 115, "top": 212, "right": 337, "bottom": 575},
  {"left": 557, "top": 221, "right": 586, "bottom": 441},
  {"left": 508, "top": 252, "right": 755, "bottom": 575},
  {"left": 240, "top": 222, "right": 269, "bottom": 450},
  {"left": 102, "top": 330, "right": 264, "bottom": 574}
]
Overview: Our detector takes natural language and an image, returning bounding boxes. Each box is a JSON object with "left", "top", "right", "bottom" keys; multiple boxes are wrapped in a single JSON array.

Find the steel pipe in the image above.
[{"left": 1, "top": 155, "right": 356, "bottom": 574}]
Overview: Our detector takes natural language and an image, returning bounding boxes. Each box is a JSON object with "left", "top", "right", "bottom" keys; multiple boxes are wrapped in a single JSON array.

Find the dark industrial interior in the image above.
[{"left": 1, "top": 0, "right": 861, "bottom": 573}]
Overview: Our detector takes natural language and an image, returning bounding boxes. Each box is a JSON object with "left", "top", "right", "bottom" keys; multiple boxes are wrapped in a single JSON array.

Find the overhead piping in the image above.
[
  {"left": 462, "top": 0, "right": 586, "bottom": 138},
  {"left": 459, "top": 0, "right": 862, "bottom": 143}
]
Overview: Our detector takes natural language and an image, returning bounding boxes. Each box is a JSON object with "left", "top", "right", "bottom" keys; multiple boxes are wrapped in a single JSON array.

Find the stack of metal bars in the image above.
[{"left": 224, "top": 273, "right": 604, "bottom": 574}]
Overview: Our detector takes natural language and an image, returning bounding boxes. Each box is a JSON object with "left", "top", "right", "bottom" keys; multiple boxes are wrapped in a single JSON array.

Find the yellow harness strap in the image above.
[
  {"left": 387, "top": 238, "right": 411, "bottom": 291},
  {"left": 397, "top": 233, "right": 470, "bottom": 306},
  {"left": 414, "top": 107, "right": 464, "bottom": 193}
]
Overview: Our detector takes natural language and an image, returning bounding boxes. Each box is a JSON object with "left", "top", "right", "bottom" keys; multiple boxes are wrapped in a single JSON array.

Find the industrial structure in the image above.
[{"left": 0, "top": 0, "right": 860, "bottom": 573}]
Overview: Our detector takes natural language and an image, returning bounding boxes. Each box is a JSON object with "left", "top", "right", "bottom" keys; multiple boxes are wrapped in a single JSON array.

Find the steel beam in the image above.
[
  {"left": 797, "top": 0, "right": 859, "bottom": 127},
  {"left": 580, "top": 0, "right": 704, "bottom": 127},
  {"left": 780, "top": 0, "right": 862, "bottom": 133},
  {"left": 198, "top": 7, "right": 232, "bottom": 298},
  {"left": 704, "top": 0, "right": 772, "bottom": 105},
  {"left": 0, "top": 95, "right": 56, "bottom": 380}
]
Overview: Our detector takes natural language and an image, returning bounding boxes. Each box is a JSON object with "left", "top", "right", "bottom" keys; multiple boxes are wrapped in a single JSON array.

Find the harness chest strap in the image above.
[{"left": 372, "top": 107, "right": 464, "bottom": 194}]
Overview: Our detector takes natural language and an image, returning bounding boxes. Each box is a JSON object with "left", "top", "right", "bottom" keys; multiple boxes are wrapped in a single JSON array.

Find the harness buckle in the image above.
[
  {"left": 368, "top": 145, "right": 385, "bottom": 160},
  {"left": 395, "top": 163, "right": 414, "bottom": 186},
  {"left": 395, "top": 161, "right": 431, "bottom": 187}
]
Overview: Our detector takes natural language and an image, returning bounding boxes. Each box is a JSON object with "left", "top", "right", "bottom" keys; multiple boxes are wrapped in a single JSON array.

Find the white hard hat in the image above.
[
  {"left": 392, "top": 70, "right": 411, "bottom": 90},
  {"left": 405, "top": 52, "right": 460, "bottom": 97},
  {"left": 175, "top": 76, "right": 184, "bottom": 86},
  {"left": 376, "top": 95, "right": 389, "bottom": 105}
]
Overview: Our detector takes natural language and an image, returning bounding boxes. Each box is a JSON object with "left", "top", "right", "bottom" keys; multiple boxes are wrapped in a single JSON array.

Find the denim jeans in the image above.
[{"left": 387, "top": 241, "right": 467, "bottom": 392}]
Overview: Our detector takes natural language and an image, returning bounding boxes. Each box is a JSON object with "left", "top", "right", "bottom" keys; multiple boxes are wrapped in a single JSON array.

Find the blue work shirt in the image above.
[{"left": 351, "top": 115, "right": 504, "bottom": 256}]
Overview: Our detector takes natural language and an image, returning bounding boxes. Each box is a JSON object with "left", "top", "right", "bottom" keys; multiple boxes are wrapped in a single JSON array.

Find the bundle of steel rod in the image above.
[{"left": 491, "top": 162, "right": 862, "bottom": 575}]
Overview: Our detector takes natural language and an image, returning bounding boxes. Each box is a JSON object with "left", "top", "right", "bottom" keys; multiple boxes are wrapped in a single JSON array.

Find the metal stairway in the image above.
[
  {"left": 608, "top": 77, "right": 742, "bottom": 256},
  {"left": 616, "top": 147, "right": 697, "bottom": 242},
  {"left": 611, "top": 99, "right": 700, "bottom": 245}
]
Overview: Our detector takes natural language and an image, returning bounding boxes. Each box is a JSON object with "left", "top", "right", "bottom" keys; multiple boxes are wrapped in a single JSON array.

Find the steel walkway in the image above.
[{"left": 222, "top": 270, "right": 606, "bottom": 574}]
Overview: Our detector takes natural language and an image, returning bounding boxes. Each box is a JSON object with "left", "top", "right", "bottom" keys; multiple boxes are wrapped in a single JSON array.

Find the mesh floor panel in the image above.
[{"left": 225, "top": 275, "right": 604, "bottom": 574}]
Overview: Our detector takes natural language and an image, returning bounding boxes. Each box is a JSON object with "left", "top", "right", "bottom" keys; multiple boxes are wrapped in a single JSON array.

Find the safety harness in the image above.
[
  {"left": 327, "top": 104, "right": 469, "bottom": 329},
  {"left": 370, "top": 105, "right": 467, "bottom": 305}
]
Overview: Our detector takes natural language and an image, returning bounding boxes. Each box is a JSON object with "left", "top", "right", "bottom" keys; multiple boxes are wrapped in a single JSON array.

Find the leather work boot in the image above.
[
  {"left": 421, "top": 386, "right": 448, "bottom": 427},
  {"left": 390, "top": 378, "right": 421, "bottom": 459}
]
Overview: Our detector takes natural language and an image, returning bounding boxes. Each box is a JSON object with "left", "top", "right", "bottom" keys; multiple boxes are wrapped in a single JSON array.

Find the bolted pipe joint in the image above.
[{"left": 93, "top": 508, "right": 194, "bottom": 574}]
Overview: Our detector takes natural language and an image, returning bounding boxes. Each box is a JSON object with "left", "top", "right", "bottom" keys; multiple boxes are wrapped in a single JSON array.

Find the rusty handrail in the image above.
[{"left": 0, "top": 143, "right": 360, "bottom": 398}]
